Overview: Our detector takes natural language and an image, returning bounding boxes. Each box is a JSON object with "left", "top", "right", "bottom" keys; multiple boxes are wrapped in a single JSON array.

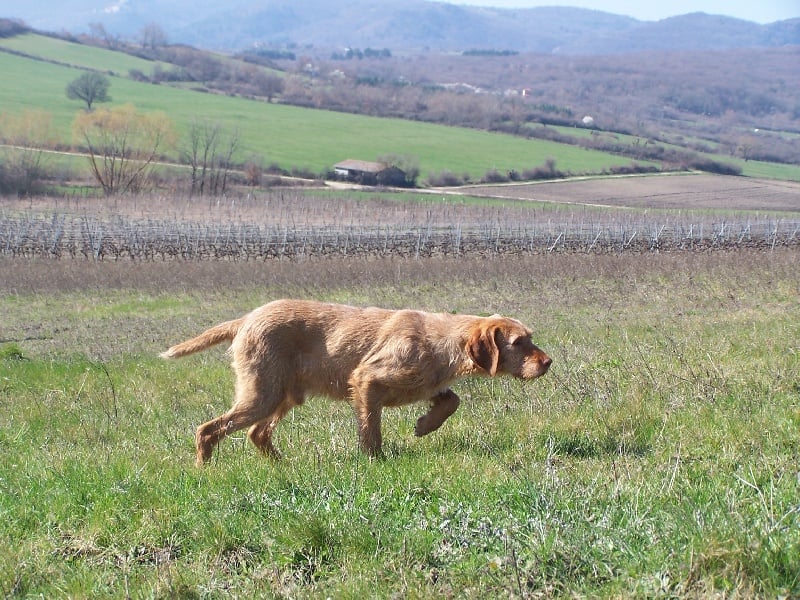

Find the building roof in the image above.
[{"left": 334, "top": 159, "right": 388, "bottom": 173}]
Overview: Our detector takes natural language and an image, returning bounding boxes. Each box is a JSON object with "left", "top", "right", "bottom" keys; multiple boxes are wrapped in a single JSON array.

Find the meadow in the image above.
[
  {"left": 1, "top": 32, "right": 798, "bottom": 598},
  {"left": 0, "top": 32, "right": 171, "bottom": 77},
  {"left": 4, "top": 34, "right": 800, "bottom": 183},
  {"left": 1, "top": 243, "right": 798, "bottom": 597},
  {"left": 0, "top": 43, "right": 646, "bottom": 181}
]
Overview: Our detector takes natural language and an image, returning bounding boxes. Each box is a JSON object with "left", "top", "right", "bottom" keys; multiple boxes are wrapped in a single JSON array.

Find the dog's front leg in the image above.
[
  {"left": 353, "top": 398, "right": 383, "bottom": 456},
  {"left": 350, "top": 374, "right": 386, "bottom": 456},
  {"left": 415, "top": 389, "right": 460, "bottom": 437}
]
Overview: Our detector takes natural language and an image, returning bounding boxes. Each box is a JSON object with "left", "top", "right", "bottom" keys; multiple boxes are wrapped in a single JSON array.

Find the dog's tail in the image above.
[{"left": 160, "top": 317, "right": 245, "bottom": 359}]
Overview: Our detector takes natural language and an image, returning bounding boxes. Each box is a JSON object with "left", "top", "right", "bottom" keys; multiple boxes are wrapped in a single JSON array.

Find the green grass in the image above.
[
  {"left": 1, "top": 250, "right": 798, "bottom": 597},
  {"left": 537, "top": 124, "right": 800, "bottom": 181},
  {"left": 710, "top": 157, "right": 800, "bottom": 180},
  {"left": 0, "top": 33, "right": 169, "bottom": 75},
  {"left": 0, "top": 47, "right": 653, "bottom": 180},
  {"left": 4, "top": 37, "right": 800, "bottom": 182}
]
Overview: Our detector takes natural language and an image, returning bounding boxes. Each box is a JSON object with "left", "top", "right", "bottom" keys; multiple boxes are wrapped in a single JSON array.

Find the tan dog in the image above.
[{"left": 161, "top": 299, "right": 551, "bottom": 465}]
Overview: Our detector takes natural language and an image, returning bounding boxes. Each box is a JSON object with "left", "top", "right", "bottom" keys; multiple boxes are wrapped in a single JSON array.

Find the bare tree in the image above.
[
  {"left": 243, "top": 158, "right": 263, "bottom": 187},
  {"left": 72, "top": 104, "right": 175, "bottom": 195},
  {"left": 88, "top": 22, "right": 120, "bottom": 49},
  {"left": 66, "top": 72, "right": 111, "bottom": 111},
  {"left": 182, "top": 120, "right": 240, "bottom": 196},
  {"left": 251, "top": 71, "right": 285, "bottom": 102},
  {"left": 140, "top": 22, "right": 168, "bottom": 51},
  {"left": 188, "top": 54, "right": 223, "bottom": 84},
  {"left": 212, "top": 129, "right": 239, "bottom": 194}
]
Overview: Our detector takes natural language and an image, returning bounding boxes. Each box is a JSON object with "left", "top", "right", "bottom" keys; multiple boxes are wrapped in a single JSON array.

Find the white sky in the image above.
[{"left": 450, "top": 1, "right": 798, "bottom": 23}]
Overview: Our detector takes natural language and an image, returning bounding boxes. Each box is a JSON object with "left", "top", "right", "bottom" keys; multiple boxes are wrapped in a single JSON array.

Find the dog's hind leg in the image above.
[
  {"left": 247, "top": 396, "right": 298, "bottom": 459},
  {"left": 414, "top": 389, "right": 460, "bottom": 437},
  {"left": 195, "top": 373, "right": 280, "bottom": 466}
]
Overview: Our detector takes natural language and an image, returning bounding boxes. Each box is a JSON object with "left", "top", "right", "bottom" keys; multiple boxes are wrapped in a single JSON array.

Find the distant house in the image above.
[{"left": 333, "top": 159, "right": 406, "bottom": 186}]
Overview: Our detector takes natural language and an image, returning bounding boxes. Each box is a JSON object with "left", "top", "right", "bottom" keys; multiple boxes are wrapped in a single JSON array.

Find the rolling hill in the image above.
[
  {"left": 6, "top": 0, "right": 798, "bottom": 53},
  {"left": 0, "top": 39, "right": 653, "bottom": 180}
]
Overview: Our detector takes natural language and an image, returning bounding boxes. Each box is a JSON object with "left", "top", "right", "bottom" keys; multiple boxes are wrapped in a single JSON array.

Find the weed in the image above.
[{"left": 0, "top": 343, "right": 26, "bottom": 361}]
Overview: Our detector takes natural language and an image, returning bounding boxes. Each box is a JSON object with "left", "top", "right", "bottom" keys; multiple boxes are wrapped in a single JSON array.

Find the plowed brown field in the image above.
[{"left": 454, "top": 174, "right": 800, "bottom": 212}]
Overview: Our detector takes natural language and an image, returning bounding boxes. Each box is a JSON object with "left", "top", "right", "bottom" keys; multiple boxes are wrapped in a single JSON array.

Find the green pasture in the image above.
[
  {"left": 711, "top": 157, "right": 800, "bottom": 180},
  {"left": 1, "top": 48, "right": 652, "bottom": 180},
  {"left": 0, "top": 33, "right": 169, "bottom": 75},
  {"left": 538, "top": 124, "right": 800, "bottom": 181},
  {"left": 1, "top": 251, "right": 798, "bottom": 597},
  {"left": 2, "top": 37, "right": 799, "bottom": 182},
  {"left": 0, "top": 32, "right": 282, "bottom": 80}
]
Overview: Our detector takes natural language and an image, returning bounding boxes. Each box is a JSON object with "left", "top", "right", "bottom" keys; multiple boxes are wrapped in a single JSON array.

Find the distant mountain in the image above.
[
  {"left": 5, "top": 0, "right": 798, "bottom": 54},
  {"left": 558, "top": 13, "right": 800, "bottom": 53}
]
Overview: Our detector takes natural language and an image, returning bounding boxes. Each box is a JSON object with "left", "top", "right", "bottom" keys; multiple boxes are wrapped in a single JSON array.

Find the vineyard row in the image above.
[{"left": 2, "top": 213, "right": 798, "bottom": 260}]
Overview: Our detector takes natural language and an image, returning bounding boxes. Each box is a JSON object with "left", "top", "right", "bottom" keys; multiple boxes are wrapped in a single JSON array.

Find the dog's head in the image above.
[{"left": 467, "top": 316, "right": 551, "bottom": 379}]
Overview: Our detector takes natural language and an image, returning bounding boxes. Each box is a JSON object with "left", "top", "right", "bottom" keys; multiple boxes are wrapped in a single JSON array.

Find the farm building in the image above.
[{"left": 333, "top": 159, "right": 406, "bottom": 186}]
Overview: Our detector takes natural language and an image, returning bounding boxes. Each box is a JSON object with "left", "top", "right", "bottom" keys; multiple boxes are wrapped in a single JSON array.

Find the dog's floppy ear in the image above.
[{"left": 467, "top": 322, "right": 500, "bottom": 375}]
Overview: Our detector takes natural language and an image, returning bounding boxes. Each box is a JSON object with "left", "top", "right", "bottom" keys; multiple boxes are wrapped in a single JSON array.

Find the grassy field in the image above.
[
  {"left": 538, "top": 124, "right": 800, "bottom": 182},
  {"left": 1, "top": 33, "right": 799, "bottom": 598},
  {"left": 1, "top": 249, "right": 798, "bottom": 598},
  {"left": 0, "top": 33, "right": 170, "bottom": 75},
  {"left": 0, "top": 47, "right": 649, "bottom": 181},
  {"left": 3, "top": 35, "right": 800, "bottom": 182}
]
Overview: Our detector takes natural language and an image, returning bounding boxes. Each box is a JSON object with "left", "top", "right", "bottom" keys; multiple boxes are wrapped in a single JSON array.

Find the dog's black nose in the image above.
[{"left": 542, "top": 356, "right": 552, "bottom": 368}]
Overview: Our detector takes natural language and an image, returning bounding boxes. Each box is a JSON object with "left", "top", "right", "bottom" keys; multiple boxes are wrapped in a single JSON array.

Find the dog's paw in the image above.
[{"left": 415, "top": 415, "right": 432, "bottom": 437}]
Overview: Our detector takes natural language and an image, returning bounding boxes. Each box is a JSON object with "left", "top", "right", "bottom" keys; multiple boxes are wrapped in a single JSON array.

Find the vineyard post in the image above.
[{"left": 547, "top": 231, "right": 563, "bottom": 253}]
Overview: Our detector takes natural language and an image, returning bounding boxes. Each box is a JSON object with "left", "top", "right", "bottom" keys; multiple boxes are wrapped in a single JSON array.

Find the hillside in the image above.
[
  {"left": 0, "top": 37, "right": 663, "bottom": 188},
  {"left": 2, "top": 26, "right": 800, "bottom": 195},
  {"left": 6, "top": 0, "right": 798, "bottom": 53}
]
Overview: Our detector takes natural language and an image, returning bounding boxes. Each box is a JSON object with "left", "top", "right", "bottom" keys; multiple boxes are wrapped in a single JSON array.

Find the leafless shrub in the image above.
[{"left": 426, "top": 171, "right": 467, "bottom": 187}]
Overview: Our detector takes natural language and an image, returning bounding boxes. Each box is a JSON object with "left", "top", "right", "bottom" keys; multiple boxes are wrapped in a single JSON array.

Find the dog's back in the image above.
[
  {"left": 230, "top": 299, "right": 393, "bottom": 399},
  {"left": 229, "top": 300, "right": 478, "bottom": 403}
]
